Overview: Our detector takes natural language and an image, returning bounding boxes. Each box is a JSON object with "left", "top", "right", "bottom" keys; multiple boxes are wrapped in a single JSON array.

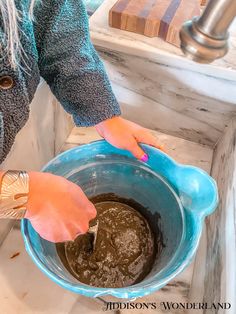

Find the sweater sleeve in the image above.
[{"left": 33, "top": 0, "right": 121, "bottom": 126}]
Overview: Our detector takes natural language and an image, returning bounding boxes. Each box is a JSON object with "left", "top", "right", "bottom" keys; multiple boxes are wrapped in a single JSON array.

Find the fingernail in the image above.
[{"left": 140, "top": 153, "right": 149, "bottom": 162}]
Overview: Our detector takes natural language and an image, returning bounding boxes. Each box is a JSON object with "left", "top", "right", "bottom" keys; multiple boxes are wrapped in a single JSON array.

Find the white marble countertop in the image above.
[
  {"left": 0, "top": 225, "right": 108, "bottom": 314},
  {"left": 0, "top": 127, "right": 213, "bottom": 314},
  {"left": 89, "top": 0, "right": 236, "bottom": 81}
]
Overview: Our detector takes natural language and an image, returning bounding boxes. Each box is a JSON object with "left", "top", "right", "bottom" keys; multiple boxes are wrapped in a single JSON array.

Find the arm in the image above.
[
  {"left": 32, "top": 0, "right": 164, "bottom": 160},
  {"left": 33, "top": 0, "right": 121, "bottom": 126}
]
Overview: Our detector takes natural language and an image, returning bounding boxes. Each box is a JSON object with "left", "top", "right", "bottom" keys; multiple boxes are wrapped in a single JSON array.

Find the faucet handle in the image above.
[
  {"left": 180, "top": 17, "right": 229, "bottom": 63},
  {"left": 180, "top": 0, "right": 236, "bottom": 63}
]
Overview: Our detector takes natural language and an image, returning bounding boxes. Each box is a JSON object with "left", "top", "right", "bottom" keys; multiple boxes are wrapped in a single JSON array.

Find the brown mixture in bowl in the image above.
[{"left": 57, "top": 194, "right": 163, "bottom": 288}]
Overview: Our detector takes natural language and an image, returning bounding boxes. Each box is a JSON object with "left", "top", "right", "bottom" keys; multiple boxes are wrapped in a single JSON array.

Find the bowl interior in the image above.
[{"left": 23, "top": 152, "right": 185, "bottom": 290}]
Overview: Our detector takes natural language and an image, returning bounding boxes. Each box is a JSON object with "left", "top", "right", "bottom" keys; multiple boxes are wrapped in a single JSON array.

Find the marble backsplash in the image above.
[{"left": 97, "top": 48, "right": 236, "bottom": 147}]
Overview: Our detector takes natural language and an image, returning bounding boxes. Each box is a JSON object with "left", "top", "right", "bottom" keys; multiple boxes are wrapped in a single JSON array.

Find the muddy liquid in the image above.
[{"left": 56, "top": 194, "right": 163, "bottom": 288}]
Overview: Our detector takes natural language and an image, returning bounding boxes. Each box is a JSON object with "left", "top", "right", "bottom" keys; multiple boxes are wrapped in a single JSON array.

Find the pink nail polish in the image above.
[{"left": 141, "top": 153, "right": 149, "bottom": 162}]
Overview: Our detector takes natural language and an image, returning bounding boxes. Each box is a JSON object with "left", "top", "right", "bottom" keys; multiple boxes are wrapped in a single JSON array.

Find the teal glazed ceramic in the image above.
[{"left": 21, "top": 140, "right": 218, "bottom": 299}]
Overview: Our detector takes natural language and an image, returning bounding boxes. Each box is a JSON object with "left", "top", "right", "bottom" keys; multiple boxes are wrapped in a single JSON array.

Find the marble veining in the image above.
[
  {"left": 97, "top": 48, "right": 236, "bottom": 147},
  {"left": 189, "top": 119, "right": 236, "bottom": 314}
]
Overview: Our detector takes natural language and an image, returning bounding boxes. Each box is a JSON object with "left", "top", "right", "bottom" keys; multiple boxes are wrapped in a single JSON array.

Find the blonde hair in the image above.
[{"left": 0, "top": 0, "right": 36, "bottom": 69}]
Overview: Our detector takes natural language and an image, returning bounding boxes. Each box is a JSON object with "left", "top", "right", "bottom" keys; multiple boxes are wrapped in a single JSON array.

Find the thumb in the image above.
[{"left": 128, "top": 137, "right": 148, "bottom": 162}]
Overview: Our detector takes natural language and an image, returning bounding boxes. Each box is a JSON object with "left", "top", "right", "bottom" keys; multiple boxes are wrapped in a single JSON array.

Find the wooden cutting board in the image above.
[{"left": 109, "top": 0, "right": 200, "bottom": 47}]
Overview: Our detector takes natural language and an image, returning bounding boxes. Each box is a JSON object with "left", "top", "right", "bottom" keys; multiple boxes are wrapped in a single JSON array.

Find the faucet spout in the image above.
[{"left": 179, "top": 0, "right": 236, "bottom": 63}]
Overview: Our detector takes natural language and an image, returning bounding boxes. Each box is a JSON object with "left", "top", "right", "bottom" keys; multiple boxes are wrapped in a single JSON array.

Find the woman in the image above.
[{"left": 0, "top": 0, "right": 162, "bottom": 242}]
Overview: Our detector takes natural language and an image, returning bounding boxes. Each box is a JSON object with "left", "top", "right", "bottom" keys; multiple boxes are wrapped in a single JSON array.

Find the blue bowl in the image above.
[{"left": 21, "top": 140, "right": 218, "bottom": 299}]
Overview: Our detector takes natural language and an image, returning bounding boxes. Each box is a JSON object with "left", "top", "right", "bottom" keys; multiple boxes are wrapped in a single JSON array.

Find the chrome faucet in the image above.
[{"left": 179, "top": 0, "right": 236, "bottom": 63}]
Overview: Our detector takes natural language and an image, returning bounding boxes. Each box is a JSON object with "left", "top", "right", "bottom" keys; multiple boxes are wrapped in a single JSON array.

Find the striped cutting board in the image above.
[{"left": 109, "top": 0, "right": 200, "bottom": 47}]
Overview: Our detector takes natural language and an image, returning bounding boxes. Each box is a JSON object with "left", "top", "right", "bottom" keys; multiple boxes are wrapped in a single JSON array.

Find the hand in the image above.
[
  {"left": 95, "top": 117, "right": 164, "bottom": 161},
  {"left": 25, "top": 172, "right": 96, "bottom": 243}
]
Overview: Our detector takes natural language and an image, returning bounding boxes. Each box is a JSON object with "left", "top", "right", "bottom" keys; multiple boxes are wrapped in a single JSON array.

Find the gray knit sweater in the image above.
[{"left": 0, "top": 0, "right": 121, "bottom": 164}]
